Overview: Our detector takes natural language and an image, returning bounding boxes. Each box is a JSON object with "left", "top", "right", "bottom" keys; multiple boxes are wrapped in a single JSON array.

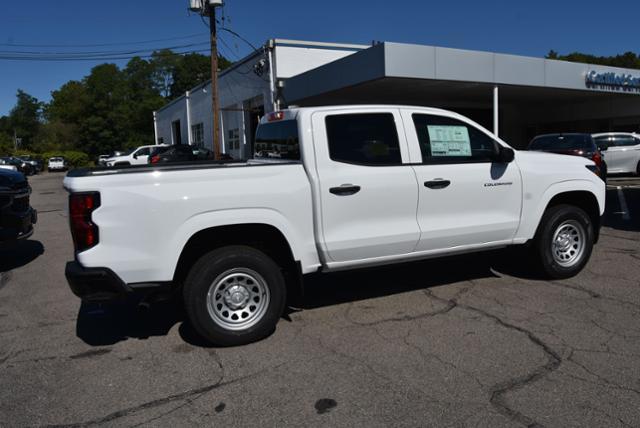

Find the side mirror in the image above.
[
  {"left": 133, "top": 153, "right": 138, "bottom": 159},
  {"left": 492, "top": 141, "right": 515, "bottom": 163}
]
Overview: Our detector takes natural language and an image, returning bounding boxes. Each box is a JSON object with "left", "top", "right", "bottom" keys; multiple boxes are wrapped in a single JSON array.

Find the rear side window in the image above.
[
  {"left": 529, "top": 135, "right": 590, "bottom": 151},
  {"left": 412, "top": 114, "right": 496, "bottom": 163},
  {"left": 613, "top": 136, "right": 640, "bottom": 147},
  {"left": 254, "top": 120, "right": 300, "bottom": 160},
  {"left": 325, "top": 113, "right": 401, "bottom": 166}
]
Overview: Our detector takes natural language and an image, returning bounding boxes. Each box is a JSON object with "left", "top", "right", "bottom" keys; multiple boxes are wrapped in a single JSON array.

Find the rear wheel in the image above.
[
  {"left": 183, "top": 245, "right": 286, "bottom": 346},
  {"left": 532, "top": 204, "right": 594, "bottom": 279}
]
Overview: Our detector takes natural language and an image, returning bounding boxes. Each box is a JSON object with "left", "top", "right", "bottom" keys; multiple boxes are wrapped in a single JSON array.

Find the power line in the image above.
[
  {"left": 0, "top": 33, "right": 208, "bottom": 48},
  {"left": 0, "top": 41, "right": 210, "bottom": 58},
  {"left": 0, "top": 49, "right": 212, "bottom": 62}
]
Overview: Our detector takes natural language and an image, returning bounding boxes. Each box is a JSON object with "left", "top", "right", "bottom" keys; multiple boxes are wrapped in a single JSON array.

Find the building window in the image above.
[
  {"left": 157, "top": 137, "right": 164, "bottom": 145},
  {"left": 228, "top": 129, "right": 240, "bottom": 150},
  {"left": 191, "top": 123, "right": 204, "bottom": 147}
]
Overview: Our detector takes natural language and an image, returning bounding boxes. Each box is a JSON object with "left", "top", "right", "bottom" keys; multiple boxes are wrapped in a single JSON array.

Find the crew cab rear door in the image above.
[
  {"left": 401, "top": 109, "right": 522, "bottom": 252},
  {"left": 311, "top": 108, "right": 421, "bottom": 263}
]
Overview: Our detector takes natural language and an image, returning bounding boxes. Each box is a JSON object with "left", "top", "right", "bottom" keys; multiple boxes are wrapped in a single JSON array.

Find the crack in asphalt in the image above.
[
  {"left": 422, "top": 288, "right": 562, "bottom": 428},
  {"left": 43, "top": 357, "right": 301, "bottom": 428},
  {"left": 342, "top": 290, "right": 457, "bottom": 327}
]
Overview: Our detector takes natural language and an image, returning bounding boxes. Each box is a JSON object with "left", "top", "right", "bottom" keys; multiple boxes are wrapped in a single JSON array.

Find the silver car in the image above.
[{"left": 592, "top": 133, "right": 640, "bottom": 175}]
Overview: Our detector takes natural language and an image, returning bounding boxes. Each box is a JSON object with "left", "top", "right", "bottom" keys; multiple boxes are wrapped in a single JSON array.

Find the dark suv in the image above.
[
  {"left": 528, "top": 133, "right": 607, "bottom": 181},
  {"left": 0, "top": 169, "right": 37, "bottom": 242}
]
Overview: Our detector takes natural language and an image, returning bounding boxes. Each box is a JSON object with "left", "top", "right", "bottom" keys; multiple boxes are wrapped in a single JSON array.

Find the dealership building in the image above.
[{"left": 154, "top": 39, "right": 640, "bottom": 158}]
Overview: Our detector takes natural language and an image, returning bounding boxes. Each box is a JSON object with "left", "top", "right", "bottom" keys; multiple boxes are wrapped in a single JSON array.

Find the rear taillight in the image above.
[
  {"left": 150, "top": 154, "right": 160, "bottom": 164},
  {"left": 69, "top": 192, "right": 100, "bottom": 253},
  {"left": 591, "top": 152, "right": 603, "bottom": 168}
]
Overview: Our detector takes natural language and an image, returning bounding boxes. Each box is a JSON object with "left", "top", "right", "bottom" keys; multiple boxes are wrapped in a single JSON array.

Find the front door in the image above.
[
  {"left": 402, "top": 110, "right": 522, "bottom": 252},
  {"left": 312, "top": 109, "right": 421, "bottom": 263}
]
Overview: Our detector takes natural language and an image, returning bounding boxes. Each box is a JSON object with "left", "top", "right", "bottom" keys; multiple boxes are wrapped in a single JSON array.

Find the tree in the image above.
[
  {"left": 170, "top": 53, "right": 232, "bottom": 97},
  {"left": 546, "top": 50, "right": 640, "bottom": 70},
  {"left": 9, "top": 90, "right": 42, "bottom": 150},
  {"left": 150, "top": 49, "right": 178, "bottom": 98}
]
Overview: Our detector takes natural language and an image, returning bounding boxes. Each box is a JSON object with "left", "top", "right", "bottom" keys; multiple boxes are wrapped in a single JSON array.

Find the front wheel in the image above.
[
  {"left": 532, "top": 204, "right": 594, "bottom": 279},
  {"left": 183, "top": 245, "right": 286, "bottom": 346}
]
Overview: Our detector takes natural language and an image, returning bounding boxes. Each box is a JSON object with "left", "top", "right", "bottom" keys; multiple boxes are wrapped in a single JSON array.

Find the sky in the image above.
[{"left": 1, "top": 0, "right": 640, "bottom": 116}]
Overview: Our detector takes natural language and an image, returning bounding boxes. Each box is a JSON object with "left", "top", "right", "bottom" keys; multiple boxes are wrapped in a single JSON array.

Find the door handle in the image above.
[
  {"left": 330, "top": 184, "right": 361, "bottom": 196},
  {"left": 424, "top": 180, "right": 451, "bottom": 189}
]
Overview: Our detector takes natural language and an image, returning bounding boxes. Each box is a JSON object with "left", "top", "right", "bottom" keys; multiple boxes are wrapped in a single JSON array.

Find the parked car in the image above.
[
  {"left": 64, "top": 105, "right": 605, "bottom": 346},
  {"left": 16, "top": 156, "right": 42, "bottom": 174},
  {"left": 47, "top": 157, "right": 67, "bottom": 172},
  {"left": 0, "top": 168, "right": 37, "bottom": 242},
  {"left": 148, "top": 145, "right": 215, "bottom": 164},
  {"left": 105, "top": 145, "right": 167, "bottom": 167},
  {"left": 592, "top": 132, "right": 640, "bottom": 176},
  {"left": 97, "top": 155, "right": 110, "bottom": 166},
  {"left": 0, "top": 158, "right": 18, "bottom": 172},
  {"left": 528, "top": 133, "right": 607, "bottom": 181},
  {"left": 1, "top": 157, "right": 34, "bottom": 176}
]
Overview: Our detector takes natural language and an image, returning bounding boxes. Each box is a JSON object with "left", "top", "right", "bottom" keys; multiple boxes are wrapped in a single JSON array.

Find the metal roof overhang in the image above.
[{"left": 283, "top": 42, "right": 640, "bottom": 108}]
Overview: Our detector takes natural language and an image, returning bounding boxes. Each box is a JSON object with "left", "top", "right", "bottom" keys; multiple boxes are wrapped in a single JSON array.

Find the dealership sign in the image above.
[{"left": 586, "top": 70, "right": 640, "bottom": 92}]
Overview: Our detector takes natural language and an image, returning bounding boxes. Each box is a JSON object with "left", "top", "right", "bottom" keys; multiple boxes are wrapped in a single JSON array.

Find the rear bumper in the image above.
[
  {"left": 65, "top": 261, "right": 171, "bottom": 302},
  {"left": 0, "top": 208, "right": 37, "bottom": 242},
  {"left": 66, "top": 262, "right": 134, "bottom": 302}
]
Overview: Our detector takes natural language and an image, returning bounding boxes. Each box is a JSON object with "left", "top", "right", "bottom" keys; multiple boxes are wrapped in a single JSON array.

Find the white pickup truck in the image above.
[{"left": 64, "top": 106, "right": 605, "bottom": 345}]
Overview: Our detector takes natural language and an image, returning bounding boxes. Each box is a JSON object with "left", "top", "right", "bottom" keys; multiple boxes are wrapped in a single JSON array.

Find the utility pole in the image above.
[
  {"left": 209, "top": 3, "right": 222, "bottom": 160},
  {"left": 190, "top": 0, "right": 223, "bottom": 159}
]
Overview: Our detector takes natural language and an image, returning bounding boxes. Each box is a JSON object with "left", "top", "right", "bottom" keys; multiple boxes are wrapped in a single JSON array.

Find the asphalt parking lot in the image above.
[{"left": 1, "top": 173, "right": 639, "bottom": 427}]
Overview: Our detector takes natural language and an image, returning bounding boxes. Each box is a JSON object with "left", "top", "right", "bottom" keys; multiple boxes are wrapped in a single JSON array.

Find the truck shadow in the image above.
[
  {"left": 75, "top": 249, "right": 538, "bottom": 347},
  {"left": 0, "top": 240, "right": 44, "bottom": 273},
  {"left": 299, "top": 249, "right": 540, "bottom": 310}
]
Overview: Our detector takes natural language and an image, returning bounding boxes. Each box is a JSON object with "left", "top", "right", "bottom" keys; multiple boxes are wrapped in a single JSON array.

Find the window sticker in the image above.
[{"left": 427, "top": 125, "right": 472, "bottom": 157}]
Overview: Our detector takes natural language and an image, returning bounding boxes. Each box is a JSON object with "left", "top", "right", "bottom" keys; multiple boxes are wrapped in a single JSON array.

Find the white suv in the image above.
[
  {"left": 106, "top": 145, "right": 167, "bottom": 167},
  {"left": 592, "top": 132, "right": 640, "bottom": 175}
]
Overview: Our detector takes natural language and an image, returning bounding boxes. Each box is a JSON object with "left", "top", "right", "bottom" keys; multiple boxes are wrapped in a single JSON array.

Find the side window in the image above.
[
  {"left": 613, "top": 136, "right": 639, "bottom": 147},
  {"left": 412, "top": 114, "right": 496, "bottom": 163},
  {"left": 136, "top": 148, "right": 150, "bottom": 157},
  {"left": 325, "top": 113, "right": 402, "bottom": 166}
]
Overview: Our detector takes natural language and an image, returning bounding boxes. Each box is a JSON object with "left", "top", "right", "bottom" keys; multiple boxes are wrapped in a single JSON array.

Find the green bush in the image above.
[
  {"left": 41, "top": 151, "right": 92, "bottom": 169},
  {"left": 9, "top": 150, "right": 93, "bottom": 169}
]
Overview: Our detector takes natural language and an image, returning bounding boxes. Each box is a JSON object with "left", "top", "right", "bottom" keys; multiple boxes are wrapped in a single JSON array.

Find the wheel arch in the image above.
[
  {"left": 515, "top": 180, "right": 605, "bottom": 244},
  {"left": 172, "top": 223, "right": 303, "bottom": 297}
]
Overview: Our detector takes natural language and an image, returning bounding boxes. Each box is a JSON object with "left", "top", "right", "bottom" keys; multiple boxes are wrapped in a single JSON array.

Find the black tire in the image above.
[
  {"left": 532, "top": 204, "right": 594, "bottom": 279},
  {"left": 183, "top": 245, "right": 286, "bottom": 346}
]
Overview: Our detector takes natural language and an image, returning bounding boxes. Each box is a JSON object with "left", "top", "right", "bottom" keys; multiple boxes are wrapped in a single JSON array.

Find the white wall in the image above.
[
  {"left": 155, "top": 40, "right": 366, "bottom": 157},
  {"left": 155, "top": 98, "right": 188, "bottom": 146}
]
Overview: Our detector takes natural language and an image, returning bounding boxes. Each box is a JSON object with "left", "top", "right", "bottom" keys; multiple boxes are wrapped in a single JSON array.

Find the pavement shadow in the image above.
[
  {"left": 300, "top": 251, "right": 505, "bottom": 310},
  {"left": 0, "top": 240, "right": 44, "bottom": 273},
  {"left": 76, "top": 297, "right": 184, "bottom": 346},
  {"left": 603, "top": 187, "right": 640, "bottom": 233},
  {"left": 74, "top": 249, "right": 544, "bottom": 347}
]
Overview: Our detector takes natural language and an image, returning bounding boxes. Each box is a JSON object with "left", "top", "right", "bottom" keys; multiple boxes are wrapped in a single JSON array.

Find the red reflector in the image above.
[
  {"left": 267, "top": 111, "right": 285, "bottom": 122},
  {"left": 69, "top": 192, "right": 100, "bottom": 253},
  {"left": 592, "top": 152, "right": 602, "bottom": 168},
  {"left": 150, "top": 154, "right": 160, "bottom": 164}
]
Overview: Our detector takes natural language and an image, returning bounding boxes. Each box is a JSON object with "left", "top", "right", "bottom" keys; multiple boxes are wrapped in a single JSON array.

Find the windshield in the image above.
[
  {"left": 529, "top": 135, "right": 591, "bottom": 151},
  {"left": 50, "top": 157, "right": 63, "bottom": 162}
]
